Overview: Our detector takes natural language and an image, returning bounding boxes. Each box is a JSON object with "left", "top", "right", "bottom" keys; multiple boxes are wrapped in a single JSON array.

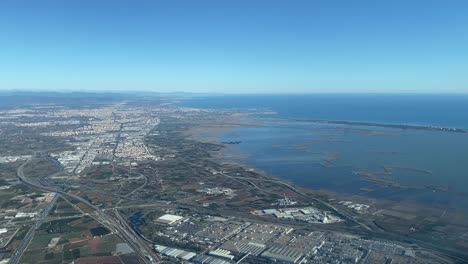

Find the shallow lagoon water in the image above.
[
  {"left": 218, "top": 120, "right": 468, "bottom": 211},
  {"left": 183, "top": 94, "right": 468, "bottom": 212}
]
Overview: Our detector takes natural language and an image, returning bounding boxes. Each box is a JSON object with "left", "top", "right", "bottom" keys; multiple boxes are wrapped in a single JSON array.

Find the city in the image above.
[
  {"left": 0, "top": 94, "right": 465, "bottom": 264},
  {"left": 2, "top": 1, "right": 468, "bottom": 263}
]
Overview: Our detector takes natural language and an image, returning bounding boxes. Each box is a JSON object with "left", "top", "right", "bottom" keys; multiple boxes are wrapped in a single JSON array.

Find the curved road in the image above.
[{"left": 15, "top": 157, "right": 157, "bottom": 264}]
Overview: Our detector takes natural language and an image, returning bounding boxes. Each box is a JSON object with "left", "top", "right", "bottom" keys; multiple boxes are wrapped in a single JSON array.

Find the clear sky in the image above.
[{"left": 1, "top": 0, "right": 467, "bottom": 93}]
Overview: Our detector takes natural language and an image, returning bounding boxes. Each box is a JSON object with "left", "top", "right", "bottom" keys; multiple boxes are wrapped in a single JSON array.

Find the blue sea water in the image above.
[
  {"left": 182, "top": 94, "right": 468, "bottom": 211},
  {"left": 183, "top": 94, "right": 468, "bottom": 128}
]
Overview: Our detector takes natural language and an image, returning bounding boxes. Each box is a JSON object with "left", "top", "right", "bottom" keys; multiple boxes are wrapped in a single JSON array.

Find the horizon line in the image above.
[{"left": 1, "top": 89, "right": 468, "bottom": 96}]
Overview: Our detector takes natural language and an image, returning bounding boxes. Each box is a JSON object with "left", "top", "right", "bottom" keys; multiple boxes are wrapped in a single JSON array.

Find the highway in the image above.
[
  {"left": 187, "top": 161, "right": 372, "bottom": 231},
  {"left": 113, "top": 199, "right": 468, "bottom": 263},
  {"left": 9, "top": 193, "right": 59, "bottom": 264},
  {"left": 230, "top": 176, "right": 373, "bottom": 231},
  {"left": 225, "top": 176, "right": 468, "bottom": 262},
  {"left": 16, "top": 157, "right": 157, "bottom": 264},
  {"left": 13, "top": 154, "right": 468, "bottom": 263}
]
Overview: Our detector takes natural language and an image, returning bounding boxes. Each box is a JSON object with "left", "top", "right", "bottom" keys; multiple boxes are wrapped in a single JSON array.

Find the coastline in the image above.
[
  {"left": 186, "top": 112, "right": 467, "bottom": 206},
  {"left": 185, "top": 110, "right": 468, "bottom": 213},
  {"left": 185, "top": 113, "right": 439, "bottom": 206},
  {"left": 179, "top": 107, "right": 468, "bottom": 258},
  {"left": 275, "top": 118, "right": 467, "bottom": 133},
  {"left": 189, "top": 113, "right": 466, "bottom": 219}
]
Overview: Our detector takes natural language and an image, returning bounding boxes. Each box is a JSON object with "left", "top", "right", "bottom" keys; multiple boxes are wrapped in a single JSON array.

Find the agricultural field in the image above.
[
  {"left": 48, "top": 197, "right": 83, "bottom": 217},
  {"left": 18, "top": 216, "right": 137, "bottom": 264}
]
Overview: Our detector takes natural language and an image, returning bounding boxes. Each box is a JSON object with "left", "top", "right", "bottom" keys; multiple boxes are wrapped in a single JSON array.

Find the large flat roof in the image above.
[{"left": 156, "top": 214, "right": 183, "bottom": 224}]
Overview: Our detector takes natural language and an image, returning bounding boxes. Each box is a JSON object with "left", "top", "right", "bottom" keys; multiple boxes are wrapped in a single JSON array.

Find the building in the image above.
[
  {"left": 191, "top": 255, "right": 230, "bottom": 264},
  {"left": 47, "top": 237, "right": 60, "bottom": 248},
  {"left": 261, "top": 246, "right": 304, "bottom": 263},
  {"left": 209, "top": 249, "right": 235, "bottom": 260},
  {"left": 155, "top": 214, "right": 183, "bottom": 225},
  {"left": 153, "top": 244, "right": 196, "bottom": 261}
]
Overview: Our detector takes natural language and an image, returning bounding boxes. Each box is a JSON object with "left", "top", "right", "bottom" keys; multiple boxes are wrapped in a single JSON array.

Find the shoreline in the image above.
[
  {"left": 274, "top": 117, "right": 467, "bottom": 133},
  {"left": 185, "top": 112, "right": 468, "bottom": 213},
  {"left": 179, "top": 108, "right": 468, "bottom": 259},
  {"left": 178, "top": 99, "right": 468, "bottom": 133},
  {"left": 180, "top": 106, "right": 468, "bottom": 214},
  {"left": 189, "top": 122, "right": 468, "bottom": 243}
]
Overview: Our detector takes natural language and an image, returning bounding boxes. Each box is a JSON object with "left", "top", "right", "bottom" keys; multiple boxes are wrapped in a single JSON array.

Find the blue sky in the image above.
[{"left": 0, "top": 0, "right": 467, "bottom": 93}]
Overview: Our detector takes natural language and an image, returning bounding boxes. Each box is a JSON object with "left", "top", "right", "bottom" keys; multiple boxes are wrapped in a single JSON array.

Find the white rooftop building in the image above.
[{"left": 155, "top": 214, "right": 183, "bottom": 225}]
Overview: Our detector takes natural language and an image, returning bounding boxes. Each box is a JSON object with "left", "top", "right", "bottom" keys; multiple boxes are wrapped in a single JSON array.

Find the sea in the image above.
[{"left": 181, "top": 94, "right": 468, "bottom": 212}]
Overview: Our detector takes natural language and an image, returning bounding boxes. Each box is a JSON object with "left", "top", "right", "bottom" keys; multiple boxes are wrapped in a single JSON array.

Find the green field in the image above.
[{"left": 19, "top": 216, "right": 127, "bottom": 264}]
